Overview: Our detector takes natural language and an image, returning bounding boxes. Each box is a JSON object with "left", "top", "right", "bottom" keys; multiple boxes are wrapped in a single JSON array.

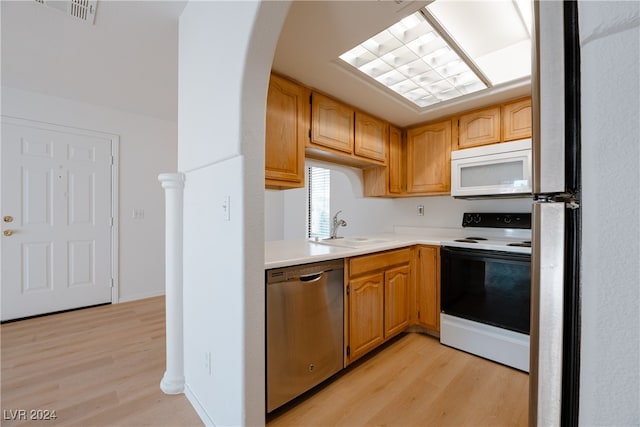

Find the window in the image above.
[{"left": 308, "top": 166, "right": 330, "bottom": 238}]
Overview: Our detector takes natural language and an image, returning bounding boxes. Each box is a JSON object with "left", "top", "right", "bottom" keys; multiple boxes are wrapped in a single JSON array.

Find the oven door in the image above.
[{"left": 440, "top": 246, "right": 531, "bottom": 334}]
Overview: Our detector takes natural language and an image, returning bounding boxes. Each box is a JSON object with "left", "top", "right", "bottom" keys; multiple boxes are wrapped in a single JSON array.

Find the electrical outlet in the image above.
[
  {"left": 417, "top": 205, "right": 425, "bottom": 216},
  {"left": 132, "top": 208, "right": 145, "bottom": 220}
]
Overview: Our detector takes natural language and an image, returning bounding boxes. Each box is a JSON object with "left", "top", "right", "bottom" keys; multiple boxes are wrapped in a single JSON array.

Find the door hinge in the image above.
[
  {"left": 309, "top": 94, "right": 313, "bottom": 104},
  {"left": 110, "top": 217, "right": 114, "bottom": 226},
  {"left": 417, "top": 310, "right": 421, "bottom": 319},
  {"left": 346, "top": 346, "right": 350, "bottom": 357},
  {"left": 309, "top": 129, "right": 312, "bottom": 139},
  {"left": 535, "top": 192, "right": 580, "bottom": 209},
  {"left": 110, "top": 278, "right": 115, "bottom": 288},
  {"left": 346, "top": 285, "right": 350, "bottom": 295}
]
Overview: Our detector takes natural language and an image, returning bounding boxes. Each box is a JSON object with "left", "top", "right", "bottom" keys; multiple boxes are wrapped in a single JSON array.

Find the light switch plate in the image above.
[{"left": 222, "top": 196, "right": 231, "bottom": 221}]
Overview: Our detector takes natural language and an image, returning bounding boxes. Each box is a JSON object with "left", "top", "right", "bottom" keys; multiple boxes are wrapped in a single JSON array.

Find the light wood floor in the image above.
[
  {"left": 267, "top": 333, "right": 529, "bottom": 427},
  {"left": 2, "top": 297, "right": 528, "bottom": 427},
  {"left": 1, "top": 297, "right": 203, "bottom": 427}
]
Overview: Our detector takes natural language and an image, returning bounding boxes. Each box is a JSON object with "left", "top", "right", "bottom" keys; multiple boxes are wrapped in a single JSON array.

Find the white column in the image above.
[{"left": 158, "top": 172, "right": 186, "bottom": 394}]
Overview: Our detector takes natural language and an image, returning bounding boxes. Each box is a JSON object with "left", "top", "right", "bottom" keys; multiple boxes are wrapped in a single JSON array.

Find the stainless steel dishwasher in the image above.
[{"left": 266, "top": 259, "right": 344, "bottom": 413}]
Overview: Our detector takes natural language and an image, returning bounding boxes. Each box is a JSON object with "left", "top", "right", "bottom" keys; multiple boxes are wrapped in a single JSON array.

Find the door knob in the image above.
[
  {"left": 3, "top": 230, "right": 14, "bottom": 237},
  {"left": 3, "top": 216, "right": 13, "bottom": 223}
]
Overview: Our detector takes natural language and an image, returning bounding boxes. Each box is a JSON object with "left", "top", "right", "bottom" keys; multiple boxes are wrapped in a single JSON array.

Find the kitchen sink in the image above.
[{"left": 311, "top": 237, "right": 394, "bottom": 249}]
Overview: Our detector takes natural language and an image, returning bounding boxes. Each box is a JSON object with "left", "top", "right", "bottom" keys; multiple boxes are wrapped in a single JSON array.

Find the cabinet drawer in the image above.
[{"left": 349, "top": 248, "right": 412, "bottom": 277}]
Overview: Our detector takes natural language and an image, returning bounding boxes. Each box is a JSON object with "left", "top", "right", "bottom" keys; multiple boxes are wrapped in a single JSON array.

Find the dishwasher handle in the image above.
[{"left": 297, "top": 272, "right": 324, "bottom": 282}]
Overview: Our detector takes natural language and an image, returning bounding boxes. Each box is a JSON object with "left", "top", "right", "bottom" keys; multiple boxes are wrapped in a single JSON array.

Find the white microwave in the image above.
[{"left": 451, "top": 139, "right": 532, "bottom": 198}]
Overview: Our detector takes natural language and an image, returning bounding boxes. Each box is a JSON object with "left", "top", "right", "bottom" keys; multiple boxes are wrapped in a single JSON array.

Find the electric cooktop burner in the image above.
[{"left": 507, "top": 241, "right": 532, "bottom": 247}]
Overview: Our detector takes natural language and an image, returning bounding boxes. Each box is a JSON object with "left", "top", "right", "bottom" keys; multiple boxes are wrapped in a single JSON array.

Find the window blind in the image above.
[{"left": 308, "top": 167, "right": 331, "bottom": 238}]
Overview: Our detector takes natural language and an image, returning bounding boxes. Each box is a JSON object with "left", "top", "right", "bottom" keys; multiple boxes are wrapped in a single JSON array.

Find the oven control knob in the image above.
[
  {"left": 474, "top": 214, "right": 481, "bottom": 223},
  {"left": 504, "top": 216, "right": 512, "bottom": 224}
]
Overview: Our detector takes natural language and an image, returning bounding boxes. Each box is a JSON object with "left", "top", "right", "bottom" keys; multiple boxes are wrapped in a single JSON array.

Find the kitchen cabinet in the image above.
[
  {"left": 354, "top": 111, "right": 388, "bottom": 163},
  {"left": 406, "top": 120, "right": 452, "bottom": 195},
  {"left": 384, "top": 264, "right": 411, "bottom": 338},
  {"left": 502, "top": 97, "right": 532, "bottom": 141},
  {"left": 363, "top": 125, "right": 404, "bottom": 196},
  {"left": 457, "top": 106, "right": 501, "bottom": 149},
  {"left": 311, "top": 92, "right": 354, "bottom": 154},
  {"left": 308, "top": 92, "right": 387, "bottom": 168},
  {"left": 348, "top": 272, "right": 385, "bottom": 362},
  {"left": 455, "top": 97, "right": 532, "bottom": 150},
  {"left": 347, "top": 248, "right": 412, "bottom": 363},
  {"left": 265, "top": 74, "right": 309, "bottom": 189},
  {"left": 414, "top": 245, "right": 440, "bottom": 332}
]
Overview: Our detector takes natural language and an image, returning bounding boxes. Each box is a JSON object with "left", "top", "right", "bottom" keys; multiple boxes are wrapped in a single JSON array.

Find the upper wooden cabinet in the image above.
[
  {"left": 363, "top": 125, "right": 404, "bottom": 197},
  {"left": 311, "top": 92, "right": 354, "bottom": 154},
  {"left": 502, "top": 97, "right": 532, "bottom": 141},
  {"left": 265, "top": 74, "right": 309, "bottom": 189},
  {"left": 457, "top": 106, "right": 501, "bottom": 149},
  {"left": 308, "top": 92, "right": 387, "bottom": 167},
  {"left": 355, "top": 111, "right": 388, "bottom": 163},
  {"left": 406, "top": 120, "right": 452, "bottom": 195},
  {"left": 455, "top": 97, "right": 532, "bottom": 150}
]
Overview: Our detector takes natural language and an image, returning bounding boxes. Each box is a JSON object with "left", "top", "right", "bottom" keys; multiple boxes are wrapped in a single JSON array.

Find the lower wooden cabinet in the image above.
[
  {"left": 346, "top": 248, "right": 412, "bottom": 364},
  {"left": 384, "top": 264, "right": 411, "bottom": 338},
  {"left": 415, "top": 245, "right": 440, "bottom": 332},
  {"left": 348, "top": 272, "right": 385, "bottom": 362}
]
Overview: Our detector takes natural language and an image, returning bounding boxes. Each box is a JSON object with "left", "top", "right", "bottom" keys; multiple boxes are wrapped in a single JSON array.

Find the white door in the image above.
[{"left": 1, "top": 118, "right": 114, "bottom": 321}]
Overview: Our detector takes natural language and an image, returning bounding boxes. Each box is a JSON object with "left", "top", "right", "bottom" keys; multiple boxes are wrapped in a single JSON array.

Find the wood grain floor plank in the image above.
[
  {"left": 1, "top": 297, "right": 203, "bottom": 427},
  {"left": 2, "top": 297, "right": 528, "bottom": 427},
  {"left": 267, "top": 333, "right": 528, "bottom": 427}
]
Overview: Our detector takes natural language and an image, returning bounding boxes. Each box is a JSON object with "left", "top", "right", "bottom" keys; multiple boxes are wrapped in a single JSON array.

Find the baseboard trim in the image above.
[
  {"left": 184, "top": 383, "right": 215, "bottom": 427},
  {"left": 118, "top": 290, "right": 165, "bottom": 303}
]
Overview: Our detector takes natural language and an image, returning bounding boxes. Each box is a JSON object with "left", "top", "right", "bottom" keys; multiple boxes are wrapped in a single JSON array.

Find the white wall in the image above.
[
  {"left": 578, "top": 1, "right": 640, "bottom": 424},
  {"left": 1, "top": 86, "right": 177, "bottom": 302},
  {"left": 178, "top": 2, "right": 290, "bottom": 426}
]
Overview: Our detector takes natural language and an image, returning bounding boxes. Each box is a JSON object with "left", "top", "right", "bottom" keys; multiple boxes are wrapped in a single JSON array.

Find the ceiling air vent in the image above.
[{"left": 36, "top": 0, "right": 98, "bottom": 25}]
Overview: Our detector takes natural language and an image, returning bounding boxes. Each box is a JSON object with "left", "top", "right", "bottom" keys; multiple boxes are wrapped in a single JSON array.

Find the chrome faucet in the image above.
[{"left": 330, "top": 210, "right": 347, "bottom": 239}]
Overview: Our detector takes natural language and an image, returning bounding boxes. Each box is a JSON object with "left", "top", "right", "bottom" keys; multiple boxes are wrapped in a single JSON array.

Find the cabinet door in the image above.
[
  {"left": 354, "top": 112, "right": 387, "bottom": 163},
  {"left": 384, "top": 264, "right": 410, "bottom": 339},
  {"left": 502, "top": 98, "right": 532, "bottom": 141},
  {"left": 311, "top": 92, "right": 354, "bottom": 154},
  {"left": 458, "top": 106, "right": 501, "bottom": 149},
  {"left": 361, "top": 125, "right": 403, "bottom": 197},
  {"left": 348, "top": 272, "right": 384, "bottom": 362},
  {"left": 265, "top": 75, "right": 309, "bottom": 188},
  {"left": 406, "top": 120, "right": 451, "bottom": 194},
  {"left": 415, "top": 246, "right": 440, "bottom": 331},
  {"left": 388, "top": 125, "right": 404, "bottom": 194}
]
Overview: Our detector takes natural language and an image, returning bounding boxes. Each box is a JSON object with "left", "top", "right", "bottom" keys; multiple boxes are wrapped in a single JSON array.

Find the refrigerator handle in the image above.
[
  {"left": 533, "top": 0, "right": 566, "bottom": 195},
  {"left": 530, "top": 202, "right": 565, "bottom": 426}
]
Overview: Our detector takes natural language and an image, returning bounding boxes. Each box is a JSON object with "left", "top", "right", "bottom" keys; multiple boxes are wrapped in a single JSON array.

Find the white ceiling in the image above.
[
  {"left": 273, "top": 1, "right": 531, "bottom": 127},
  {"left": 1, "top": 0, "right": 186, "bottom": 122},
  {"left": 1, "top": 1, "right": 530, "bottom": 127}
]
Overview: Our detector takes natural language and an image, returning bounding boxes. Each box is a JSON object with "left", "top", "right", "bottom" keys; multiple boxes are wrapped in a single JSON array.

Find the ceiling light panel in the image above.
[{"left": 339, "top": 11, "right": 486, "bottom": 108}]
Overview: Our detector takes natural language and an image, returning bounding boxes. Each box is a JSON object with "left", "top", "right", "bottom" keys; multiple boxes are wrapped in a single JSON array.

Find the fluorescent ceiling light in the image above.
[{"left": 338, "top": 0, "right": 531, "bottom": 108}]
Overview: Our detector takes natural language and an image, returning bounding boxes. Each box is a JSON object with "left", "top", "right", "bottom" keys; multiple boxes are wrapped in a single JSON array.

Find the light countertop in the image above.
[{"left": 265, "top": 228, "right": 466, "bottom": 269}]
